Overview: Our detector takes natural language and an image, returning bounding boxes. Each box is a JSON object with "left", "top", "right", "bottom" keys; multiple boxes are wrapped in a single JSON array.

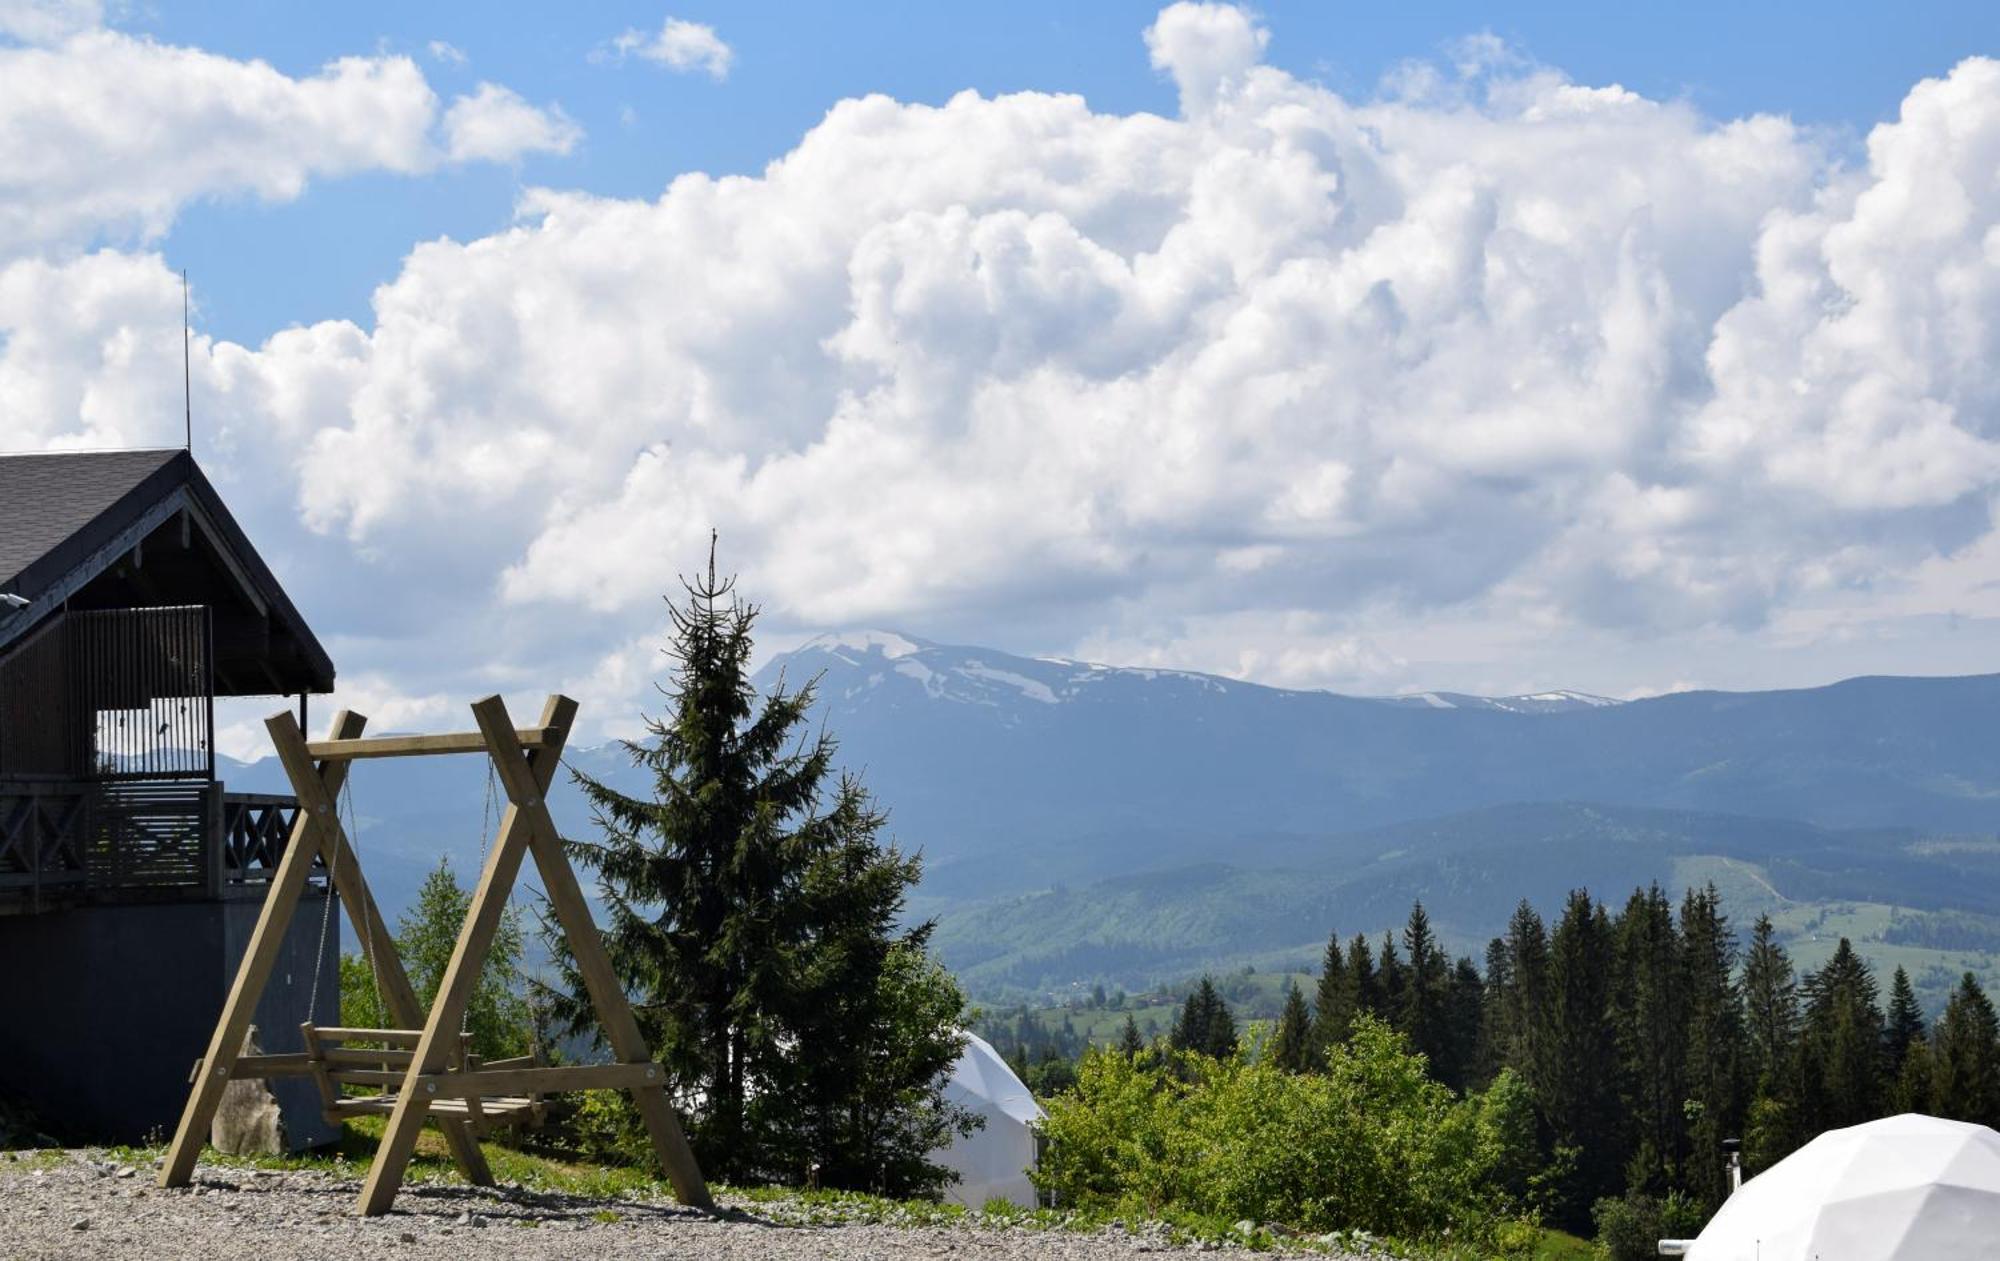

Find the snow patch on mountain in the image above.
[{"left": 766, "top": 629, "right": 1621, "bottom": 716}]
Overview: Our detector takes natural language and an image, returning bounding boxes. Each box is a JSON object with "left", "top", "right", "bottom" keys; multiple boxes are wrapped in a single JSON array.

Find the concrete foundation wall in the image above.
[{"left": 0, "top": 892, "right": 341, "bottom": 1149}]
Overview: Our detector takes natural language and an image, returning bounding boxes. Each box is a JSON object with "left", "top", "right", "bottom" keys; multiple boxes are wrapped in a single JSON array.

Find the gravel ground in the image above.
[{"left": 0, "top": 1152, "right": 1371, "bottom": 1261}]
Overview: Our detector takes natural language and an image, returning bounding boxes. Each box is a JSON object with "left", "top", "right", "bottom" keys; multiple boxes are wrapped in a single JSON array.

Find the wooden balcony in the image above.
[{"left": 0, "top": 780, "right": 303, "bottom": 913}]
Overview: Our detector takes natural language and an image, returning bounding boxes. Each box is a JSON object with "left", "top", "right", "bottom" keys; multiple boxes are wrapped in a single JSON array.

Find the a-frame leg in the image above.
[
  {"left": 355, "top": 694, "right": 574, "bottom": 1215},
  {"left": 479, "top": 695, "right": 712, "bottom": 1210},
  {"left": 356, "top": 695, "right": 711, "bottom": 1215},
  {"left": 161, "top": 711, "right": 369, "bottom": 1187},
  {"left": 264, "top": 711, "right": 495, "bottom": 1189}
]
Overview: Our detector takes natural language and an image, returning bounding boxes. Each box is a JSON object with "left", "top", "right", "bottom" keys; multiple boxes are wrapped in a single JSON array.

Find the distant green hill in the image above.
[{"left": 929, "top": 801, "right": 2000, "bottom": 1014}]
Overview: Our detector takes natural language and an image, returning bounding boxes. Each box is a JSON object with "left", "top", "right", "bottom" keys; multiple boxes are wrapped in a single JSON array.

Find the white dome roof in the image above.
[
  {"left": 1690, "top": 1114, "right": 2000, "bottom": 1260},
  {"left": 935, "top": 1031, "right": 1044, "bottom": 1208}
]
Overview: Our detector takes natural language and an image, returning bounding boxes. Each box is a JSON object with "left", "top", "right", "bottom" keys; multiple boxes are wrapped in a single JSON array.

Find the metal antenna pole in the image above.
[{"left": 181, "top": 270, "right": 193, "bottom": 451}]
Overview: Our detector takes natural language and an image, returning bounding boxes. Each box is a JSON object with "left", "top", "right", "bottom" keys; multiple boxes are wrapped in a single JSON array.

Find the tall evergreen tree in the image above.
[
  {"left": 1679, "top": 885, "right": 1745, "bottom": 1208},
  {"left": 1313, "top": 929, "right": 1353, "bottom": 1058},
  {"left": 1739, "top": 916, "right": 1803, "bottom": 1173},
  {"left": 1171, "top": 977, "right": 1238, "bottom": 1060},
  {"left": 1612, "top": 884, "right": 1687, "bottom": 1195},
  {"left": 552, "top": 550, "right": 970, "bottom": 1190},
  {"left": 1496, "top": 901, "right": 1549, "bottom": 1079},
  {"left": 1540, "top": 890, "right": 1623, "bottom": 1229},
  {"left": 1377, "top": 933, "right": 1407, "bottom": 1022},
  {"left": 1894, "top": 1034, "right": 1937, "bottom": 1114},
  {"left": 1932, "top": 972, "right": 2000, "bottom": 1127},
  {"left": 1269, "top": 981, "right": 1315, "bottom": 1073},
  {"left": 1884, "top": 967, "right": 1927, "bottom": 1083},
  {"left": 1797, "top": 938, "right": 1884, "bottom": 1130},
  {"left": 1478, "top": 936, "right": 1515, "bottom": 1087},
  {"left": 1345, "top": 934, "right": 1380, "bottom": 1021},
  {"left": 1400, "top": 902, "right": 1453, "bottom": 1079},
  {"left": 1118, "top": 1014, "right": 1145, "bottom": 1059},
  {"left": 1741, "top": 915, "right": 1799, "bottom": 1093},
  {"left": 1445, "top": 955, "right": 1487, "bottom": 1092}
]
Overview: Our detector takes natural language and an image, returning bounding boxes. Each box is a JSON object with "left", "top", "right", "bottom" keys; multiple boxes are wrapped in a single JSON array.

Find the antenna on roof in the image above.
[{"left": 181, "top": 269, "right": 193, "bottom": 452}]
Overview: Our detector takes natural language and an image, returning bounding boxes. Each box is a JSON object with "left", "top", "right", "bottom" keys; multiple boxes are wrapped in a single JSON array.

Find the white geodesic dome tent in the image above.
[
  {"left": 935, "top": 1031, "right": 1044, "bottom": 1208},
  {"left": 1686, "top": 1114, "right": 2000, "bottom": 1260}
]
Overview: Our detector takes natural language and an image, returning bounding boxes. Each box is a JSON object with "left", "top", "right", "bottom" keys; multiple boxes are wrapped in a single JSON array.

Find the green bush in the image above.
[
  {"left": 1033, "top": 1015, "right": 1533, "bottom": 1246},
  {"left": 1591, "top": 1191, "right": 1706, "bottom": 1261}
]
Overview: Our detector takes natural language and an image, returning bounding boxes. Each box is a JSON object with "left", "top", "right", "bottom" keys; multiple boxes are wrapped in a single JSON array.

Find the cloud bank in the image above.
[
  {"left": 0, "top": 23, "right": 579, "bottom": 257},
  {"left": 7, "top": 2, "right": 2000, "bottom": 737}
]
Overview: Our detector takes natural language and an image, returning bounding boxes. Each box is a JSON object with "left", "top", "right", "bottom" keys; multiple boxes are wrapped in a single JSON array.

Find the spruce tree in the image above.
[
  {"left": 551, "top": 550, "right": 970, "bottom": 1190},
  {"left": 1312, "top": 929, "right": 1353, "bottom": 1058},
  {"left": 1345, "top": 934, "right": 1379, "bottom": 1020},
  {"left": 1377, "top": 933, "right": 1407, "bottom": 1022},
  {"left": 1497, "top": 901, "right": 1549, "bottom": 1078},
  {"left": 1612, "top": 884, "right": 1687, "bottom": 1196},
  {"left": 1540, "top": 890, "right": 1623, "bottom": 1229},
  {"left": 1740, "top": 915, "right": 1799, "bottom": 1083},
  {"left": 1679, "top": 885, "right": 1745, "bottom": 1208},
  {"left": 1478, "top": 936, "right": 1515, "bottom": 1086},
  {"left": 1894, "top": 1034, "right": 1936, "bottom": 1114},
  {"left": 1884, "top": 967, "right": 1927, "bottom": 1082},
  {"left": 1269, "top": 981, "right": 1314, "bottom": 1073},
  {"left": 1171, "top": 977, "right": 1238, "bottom": 1059},
  {"left": 1400, "top": 902, "right": 1452, "bottom": 1080},
  {"left": 1118, "top": 1014, "right": 1145, "bottom": 1059},
  {"left": 1797, "top": 939, "right": 1884, "bottom": 1130},
  {"left": 1446, "top": 955, "right": 1487, "bottom": 1091},
  {"left": 1932, "top": 972, "right": 2000, "bottom": 1127}
]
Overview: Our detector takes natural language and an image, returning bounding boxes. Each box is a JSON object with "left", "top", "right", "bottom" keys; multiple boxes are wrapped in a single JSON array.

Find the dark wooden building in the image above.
[{"left": 0, "top": 449, "right": 339, "bottom": 1145}]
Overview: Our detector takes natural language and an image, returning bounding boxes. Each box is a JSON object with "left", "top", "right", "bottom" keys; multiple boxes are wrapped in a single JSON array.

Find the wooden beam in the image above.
[
  {"left": 225, "top": 1053, "right": 317, "bottom": 1078},
  {"left": 268, "top": 710, "right": 494, "bottom": 1189},
  {"left": 306, "top": 1026, "right": 426, "bottom": 1046},
  {"left": 480, "top": 695, "right": 714, "bottom": 1210},
  {"left": 158, "top": 710, "right": 368, "bottom": 1189},
  {"left": 419, "top": 1062, "right": 665, "bottom": 1097},
  {"left": 354, "top": 695, "right": 575, "bottom": 1216},
  {"left": 304, "top": 729, "right": 556, "bottom": 761}
]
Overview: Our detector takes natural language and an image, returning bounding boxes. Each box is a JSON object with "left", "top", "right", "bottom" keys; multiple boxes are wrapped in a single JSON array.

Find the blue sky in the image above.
[
  {"left": 7, "top": 0, "right": 2000, "bottom": 747},
  {"left": 143, "top": 2, "right": 1998, "bottom": 345}
]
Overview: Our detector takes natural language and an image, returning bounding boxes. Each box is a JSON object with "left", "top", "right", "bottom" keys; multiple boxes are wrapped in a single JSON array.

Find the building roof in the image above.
[
  {"left": 0, "top": 450, "right": 181, "bottom": 584},
  {"left": 0, "top": 449, "right": 334, "bottom": 695}
]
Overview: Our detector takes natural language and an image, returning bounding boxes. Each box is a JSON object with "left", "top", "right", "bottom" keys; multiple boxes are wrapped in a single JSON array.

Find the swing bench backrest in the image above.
[{"left": 299, "top": 1022, "right": 549, "bottom": 1133}]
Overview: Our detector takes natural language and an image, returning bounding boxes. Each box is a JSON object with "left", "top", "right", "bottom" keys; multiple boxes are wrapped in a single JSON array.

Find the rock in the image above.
[
  {"left": 116, "top": 1166, "right": 136, "bottom": 1179},
  {"left": 210, "top": 1026, "right": 286, "bottom": 1157},
  {"left": 71, "top": 1218, "right": 89, "bottom": 1231},
  {"left": 399, "top": 1231, "right": 416, "bottom": 1243}
]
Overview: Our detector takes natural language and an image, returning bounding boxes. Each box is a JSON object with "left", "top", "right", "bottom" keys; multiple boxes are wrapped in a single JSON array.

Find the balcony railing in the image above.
[{"left": 0, "top": 781, "right": 306, "bottom": 912}]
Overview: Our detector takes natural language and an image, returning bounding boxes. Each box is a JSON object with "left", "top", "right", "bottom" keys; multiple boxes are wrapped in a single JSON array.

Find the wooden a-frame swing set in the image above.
[{"left": 158, "top": 693, "right": 712, "bottom": 1217}]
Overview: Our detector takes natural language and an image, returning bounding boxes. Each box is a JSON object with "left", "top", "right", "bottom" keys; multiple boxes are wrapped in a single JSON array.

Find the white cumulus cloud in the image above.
[
  {"left": 0, "top": 26, "right": 580, "bottom": 259},
  {"left": 610, "top": 16, "right": 732, "bottom": 80},
  {"left": 7, "top": 5, "right": 2000, "bottom": 724},
  {"left": 444, "top": 82, "right": 581, "bottom": 163}
]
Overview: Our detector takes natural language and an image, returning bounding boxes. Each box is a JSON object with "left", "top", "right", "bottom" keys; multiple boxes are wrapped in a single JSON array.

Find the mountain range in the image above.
[{"left": 227, "top": 630, "right": 2000, "bottom": 1009}]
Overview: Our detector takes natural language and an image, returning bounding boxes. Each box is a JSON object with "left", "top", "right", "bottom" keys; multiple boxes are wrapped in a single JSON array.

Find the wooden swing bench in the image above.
[{"left": 157, "top": 694, "right": 711, "bottom": 1217}]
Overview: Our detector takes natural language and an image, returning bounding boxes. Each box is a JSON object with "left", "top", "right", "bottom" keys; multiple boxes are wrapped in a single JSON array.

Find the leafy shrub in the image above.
[
  {"left": 1591, "top": 1191, "right": 1706, "bottom": 1261},
  {"left": 1032, "top": 1015, "right": 1533, "bottom": 1246}
]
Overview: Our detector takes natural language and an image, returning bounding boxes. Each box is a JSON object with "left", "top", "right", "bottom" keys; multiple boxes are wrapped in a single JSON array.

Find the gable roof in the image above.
[
  {"left": 0, "top": 449, "right": 334, "bottom": 695},
  {"left": 0, "top": 449, "right": 180, "bottom": 584}
]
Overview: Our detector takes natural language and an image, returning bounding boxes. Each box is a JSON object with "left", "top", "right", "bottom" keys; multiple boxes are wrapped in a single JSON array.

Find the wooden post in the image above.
[
  {"left": 159, "top": 711, "right": 366, "bottom": 1187},
  {"left": 478, "top": 695, "right": 713, "bottom": 1210},
  {"left": 265, "top": 711, "right": 494, "bottom": 1188},
  {"left": 353, "top": 694, "right": 574, "bottom": 1215},
  {"left": 163, "top": 692, "right": 709, "bottom": 1217}
]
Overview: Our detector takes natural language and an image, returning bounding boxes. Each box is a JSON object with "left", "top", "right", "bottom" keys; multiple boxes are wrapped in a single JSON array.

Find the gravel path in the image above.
[{"left": 1, "top": 1152, "right": 1367, "bottom": 1260}]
